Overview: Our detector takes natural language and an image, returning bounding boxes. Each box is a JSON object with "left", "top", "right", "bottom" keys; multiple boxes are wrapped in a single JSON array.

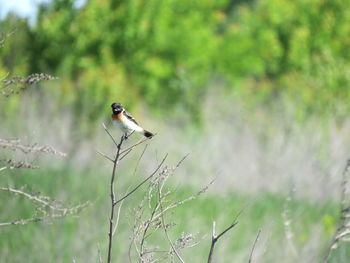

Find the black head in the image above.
[{"left": 111, "top": 102, "right": 123, "bottom": 114}]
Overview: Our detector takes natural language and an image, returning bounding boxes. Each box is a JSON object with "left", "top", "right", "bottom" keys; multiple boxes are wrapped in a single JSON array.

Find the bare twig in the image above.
[
  {"left": 0, "top": 217, "right": 42, "bottom": 227},
  {"left": 1, "top": 73, "right": 56, "bottom": 97},
  {"left": 103, "top": 122, "right": 154, "bottom": 263},
  {"left": 248, "top": 230, "right": 261, "bottom": 263},
  {"left": 107, "top": 134, "right": 125, "bottom": 263},
  {"left": 150, "top": 180, "right": 215, "bottom": 225},
  {"left": 97, "top": 244, "right": 104, "bottom": 263},
  {"left": 207, "top": 219, "right": 239, "bottom": 263},
  {"left": 0, "top": 186, "right": 89, "bottom": 227},
  {"left": 0, "top": 159, "right": 39, "bottom": 171},
  {"left": 132, "top": 144, "right": 148, "bottom": 177},
  {"left": 112, "top": 191, "right": 127, "bottom": 237},
  {"left": 114, "top": 154, "right": 168, "bottom": 205},
  {"left": 102, "top": 123, "right": 119, "bottom": 147},
  {"left": 134, "top": 171, "right": 211, "bottom": 262},
  {"left": 0, "top": 138, "right": 66, "bottom": 156},
  {"left": 95, "top": 149, "right": 114, "bottom": 162},
  {"left": 157, "top": 183, "right": 185, "bottom": 263},
  {"left": 0, "top": 186, "right": 65, "bottom": 212},
  {"left": 120, "top": 137, "right": 151, "bottom": 155}
]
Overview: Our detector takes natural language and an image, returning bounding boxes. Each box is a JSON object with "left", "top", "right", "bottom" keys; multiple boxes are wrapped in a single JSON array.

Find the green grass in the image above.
[{"left": 0, "top": 165, "right": 346, "bottom": 263}]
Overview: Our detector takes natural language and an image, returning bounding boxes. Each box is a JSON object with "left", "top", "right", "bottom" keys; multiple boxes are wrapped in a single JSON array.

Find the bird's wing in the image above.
[{"left": 124, "top": 110, "right": 139, "bottom": 126}]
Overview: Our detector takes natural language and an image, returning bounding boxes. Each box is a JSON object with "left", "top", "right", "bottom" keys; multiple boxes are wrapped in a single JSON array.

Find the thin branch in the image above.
[
  {"left": 0, "top": 217, "right": 42, "bottom": 227},
  {"left": 335, "top": 229, "right": 350, "bottom": 240},
  {"left": 158, "top": 184, "right": 185, "bottom": 263},
  {"left": 0, "top": 195, "right": 89, "bottom": 228},
  {"left": 114, "top": 154, "right": 168, "bottom": 205},
  {"left": 207, "top": 219, "right": 239, "bottom": 263},
  {"left": 0, "top": 159, "right": 39, "bottom": 170},
  {"left": 0, "top": 186, "right": 64, "bottom": 211},
  {"left": 248, "top": 230, "right": 261, "bottom": 263},
  {"left": 95, "top": 149, "right": 114, "bottom": 162},
  {"left": 120, "top": 137, "right": 151, "bottom": 155},
  {"left": 107, "top": 135, "right": 125, "bottom": 263},
  {"left": 97, "top": 244, "right": 104, "bottom": 263},
  {"left": 119, "top": 148, "right": 133, "bottom": 161},
  {"left": 102, "top": 123, "right": 119, "bottom": 147},
  {"left": 119, "top": 136, "right": 152, "bottom": 161},
  {"left": 132, "top": 144, "right": 148, "bottom": 177},
  {"left": 0, "top": 138, "right": 66, "bottom": 156},
  {"left": 139, "top": 197, "right": 161, "bottom": 261},
  {"left": 1, "top": 73, "right": 56, "bottom": 97},
  {"left": 112, "top": 187, "right": 130, "bottom": 237},
  {"left": 150, "top": 180, "right": 215, "bottom": 225}
]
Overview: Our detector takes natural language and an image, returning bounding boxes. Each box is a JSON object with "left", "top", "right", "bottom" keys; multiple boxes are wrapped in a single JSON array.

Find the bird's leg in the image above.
[{"left": 124, "top": 131, "right": 135, "bottom": 140}]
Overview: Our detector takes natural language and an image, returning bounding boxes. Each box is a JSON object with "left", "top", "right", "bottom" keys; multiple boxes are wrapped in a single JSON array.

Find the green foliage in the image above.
[
  {"left": 1, "top": 0, "right": 350, "bottom": 123},
  {"left": 24, "top": 0, "right": 229, "bottom": 122},
  {"left": 217, "top": 0, "right": 350, "bottom": 120}
]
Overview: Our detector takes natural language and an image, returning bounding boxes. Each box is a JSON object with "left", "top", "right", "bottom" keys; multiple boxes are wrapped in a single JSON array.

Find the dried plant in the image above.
[
  {"left": 0, "top": 159, "right": 39, "bottom": 172},
  {"left": 1, "top": 73, "right": 56, "bottom": 97},
  {"left": 0, "top": 138, "right": 87, "bottom": 227},
  {"left": 323, "top": 160, "right": 350, "bottom": 262},
  {"left": 98, "top": 123, "right": 217, "bottom": 263},
  {"left": 97, "top": 123, "right": 165, "bottom": 263},
  {"left": 0, "top": 36, "right": 84, "bottom": 227},
  {"left": 129, "top": 159, "right": 211, "bottom": 263},
  {"left": 207, "top": 217, "right": 239, "bottom": 263},
  {"left": 0, "top": 138, "right": 66, "bottom": 156},
  {"left": 0, "top": 136, "right": 88, "bottom": 227},
  {"left": 0, "top": 186, "right": 88, "bottom": 227}
]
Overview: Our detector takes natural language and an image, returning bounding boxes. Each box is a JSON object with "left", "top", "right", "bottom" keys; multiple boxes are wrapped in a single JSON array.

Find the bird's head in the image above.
[{"left": 111, "top": 102, "right": 123, "bottom": 114}]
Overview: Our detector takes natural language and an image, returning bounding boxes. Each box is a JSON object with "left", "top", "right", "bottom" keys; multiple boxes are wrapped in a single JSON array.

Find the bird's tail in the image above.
[{"left": 143, "top": 130, "right": 154, "bottom": 138}]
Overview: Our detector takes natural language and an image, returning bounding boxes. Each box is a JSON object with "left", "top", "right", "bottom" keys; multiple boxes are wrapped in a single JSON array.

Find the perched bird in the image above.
[{"left": 111, "top": 102, "right": 154, "bottom": 138}]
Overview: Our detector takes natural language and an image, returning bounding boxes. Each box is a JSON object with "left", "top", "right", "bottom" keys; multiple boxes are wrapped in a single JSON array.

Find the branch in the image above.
[
  {"left": 248, "top": 230, "right": 261, "bottom": 263},
  {"left": 120, "top": 137, "right": 150, "bottom": 155},
  {"left": 102, "top": 123, "right": 119, "bottom": 147},
  {"left": 0, "top": 217, "right": 42, "bottom": 227},
  {"left": 1, "top": 73, "right": 56, "bottom": 97},
  {"left": 157, "top": 184, "right": 185, "bottom": 263},
  {"left": 0, "top": 186, "right": 63, "bottom": 211},
  {"left": 114, "top": 154, "right": 168, "bottom": 205},
  {"left": 0, "top": 138, "right": 66, "bottom": 156},
  {"left": 0, "top": 186, "right": 89, "bottom": 227},
  {"left": 0, "top": 159, "right": 39, "bottom": 171},
  {"left": 107, "top": 134, "right": 125, "bottom": 263},
  {"left": 95, "top": 149, "right": 114, "bottom": 162},
  {"left": 207, "top": 219, "right": 239, "bottom": 263},
  {"left": 150, "top": 180, "right": 215, "bottom": 225}
]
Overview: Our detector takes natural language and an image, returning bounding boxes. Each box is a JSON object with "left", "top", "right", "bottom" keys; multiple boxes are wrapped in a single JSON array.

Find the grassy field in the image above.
[
  {"left": 0, "top": 158, "right": 347, "bottom": 263},
  {"left": 1, "top": 92, "right": 349, "bottom": 262}
]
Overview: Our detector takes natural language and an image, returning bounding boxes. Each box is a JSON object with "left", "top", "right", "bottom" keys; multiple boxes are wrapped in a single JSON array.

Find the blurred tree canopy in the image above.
[{"left": 1, "top": 0, "right": 350, "bottom": 123}]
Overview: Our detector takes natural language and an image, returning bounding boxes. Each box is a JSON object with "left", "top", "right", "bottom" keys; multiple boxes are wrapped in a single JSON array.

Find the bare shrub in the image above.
[{"left": 0, "top": 33, "right": 86, "bottom": 227}]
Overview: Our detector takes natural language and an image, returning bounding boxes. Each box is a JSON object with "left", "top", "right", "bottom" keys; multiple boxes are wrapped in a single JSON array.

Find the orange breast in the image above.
[{"left": 111, "top": 113, "right": 123, "bottom": 121}]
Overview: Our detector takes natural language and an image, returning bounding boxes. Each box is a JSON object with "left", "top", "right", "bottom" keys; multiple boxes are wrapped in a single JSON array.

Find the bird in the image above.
[{"left": 111, "top": 102, "right": 154, "bottom": 139}]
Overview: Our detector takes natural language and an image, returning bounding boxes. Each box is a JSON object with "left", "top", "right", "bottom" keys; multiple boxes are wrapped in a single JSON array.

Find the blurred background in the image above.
[{"left": 1, "top": 0, "right": 350, "bottom": 262}]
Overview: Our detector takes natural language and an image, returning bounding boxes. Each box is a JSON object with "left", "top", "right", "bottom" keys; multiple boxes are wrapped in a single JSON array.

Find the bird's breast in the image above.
[{"left": 111, "top": 113, "right": 123, "bottom": 121}]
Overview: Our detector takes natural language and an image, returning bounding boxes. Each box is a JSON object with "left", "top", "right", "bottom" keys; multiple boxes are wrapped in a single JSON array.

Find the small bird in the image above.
[{"left": 111, "top": 102, "right": 154, "bottom": 139}]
